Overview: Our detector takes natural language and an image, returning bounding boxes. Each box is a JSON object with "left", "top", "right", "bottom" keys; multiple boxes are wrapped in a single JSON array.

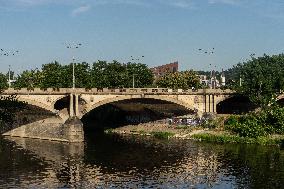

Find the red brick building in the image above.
[{"left": 150, "top": 61, "right": 179, "bottom": 78}]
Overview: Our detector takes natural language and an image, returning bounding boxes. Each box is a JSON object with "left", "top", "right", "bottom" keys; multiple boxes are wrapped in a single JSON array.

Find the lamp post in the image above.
[
  {"left": 129, "top": 55, "right": 144, "bottom": 88},
  {"left": 65, "top": 43, "right": 82, "bottom": 89},
  {"left": 198, "top": 47, "right": 215, "bottom": 88},
  {"left": 0, "top": 49, "right": 19, "bottom": 88},
  {"left": 8, "top": 65, "right": 11, "bottom": 88}
]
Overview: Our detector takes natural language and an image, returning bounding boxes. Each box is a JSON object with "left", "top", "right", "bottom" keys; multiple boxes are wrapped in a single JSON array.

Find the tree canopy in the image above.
[
  {"left": 12, "top": 60, "right": 154, "bottom": 89},
  {"left": 156, "top": 70, "right": 200, "bottom": 89},
  {"left": 0, "top": 73, "right": 8, "bottom": 90},
  {"left": 231, "top": 54, "right": 284, "bottom": 106}
]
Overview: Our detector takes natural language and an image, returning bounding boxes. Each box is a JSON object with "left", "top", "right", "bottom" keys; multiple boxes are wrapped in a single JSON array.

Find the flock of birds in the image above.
[
  {"left": 0, "top": 48, "right": 19, "bottom": 57},
  {"left": 130, "top": 55, "right": 144, "bottom": 61},
  {"left": 65, "top": 43, "right": 82, "bottom": 49},
  {"left": 198, "top": 47, "right": 215, "bottom": 54}
]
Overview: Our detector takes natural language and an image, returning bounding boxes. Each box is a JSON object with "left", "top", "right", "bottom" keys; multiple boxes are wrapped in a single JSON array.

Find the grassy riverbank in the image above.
[
  {"left": 105, "top": 113, "right": 284, "bottom": 146},
  {"left": 192, "top": 133, "right": 284, "bottom": 146}
]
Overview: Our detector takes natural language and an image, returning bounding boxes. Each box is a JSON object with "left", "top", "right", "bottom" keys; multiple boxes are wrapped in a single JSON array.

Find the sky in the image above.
[{"left": 1, "top": 0, "right": 284, "bottom": 74}]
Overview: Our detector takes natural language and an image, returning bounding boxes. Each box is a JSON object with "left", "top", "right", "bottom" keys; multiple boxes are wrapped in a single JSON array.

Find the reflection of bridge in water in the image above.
[
  {"left": 0, "top": 88, "right": 264, "bottom": 142},
  {"left": 5, "top": 135, "right": 223, "bottom": 188}
]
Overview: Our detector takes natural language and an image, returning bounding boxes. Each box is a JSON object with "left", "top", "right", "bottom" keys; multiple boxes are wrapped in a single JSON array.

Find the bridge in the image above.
[{"left": 1, "top": 88, "right": 236, "bottom": 142}]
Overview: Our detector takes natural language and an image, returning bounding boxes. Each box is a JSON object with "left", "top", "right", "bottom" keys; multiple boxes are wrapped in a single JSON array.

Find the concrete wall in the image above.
[{"left": 3, "top": 116, "right": 84, "bottom": 143}]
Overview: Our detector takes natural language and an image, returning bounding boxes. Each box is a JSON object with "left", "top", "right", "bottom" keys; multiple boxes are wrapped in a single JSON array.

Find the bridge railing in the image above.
[{"left": 2, "top": 88, "right": 234, "bottom": 94}]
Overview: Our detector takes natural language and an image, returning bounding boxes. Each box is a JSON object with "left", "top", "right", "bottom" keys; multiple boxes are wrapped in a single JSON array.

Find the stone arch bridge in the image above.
[{"left": 1, "top": 88, "right": 235, "bottom": 142}]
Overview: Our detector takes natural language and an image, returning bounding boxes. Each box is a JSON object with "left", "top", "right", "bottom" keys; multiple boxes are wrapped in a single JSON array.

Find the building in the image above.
[
  {"left": 150, "top": 61, "right": 179, "bottom": 79},
  {"left": 198, "top": 69, "right": 226, "bottom": 89},
  {"left": 220, "top": 69, "right": 226, "bottom": 86}
]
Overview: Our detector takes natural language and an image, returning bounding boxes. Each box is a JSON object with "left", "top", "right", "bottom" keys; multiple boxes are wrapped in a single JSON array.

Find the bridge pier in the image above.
[
  {"left": 204, "top": 94, "right": 217, "bottom": 113},
  {"left": 69, "top": 94, "right": 80, "bottom": 117},
  {"left": 69, "top": 94, "right": 74, "bottom": 117},
  {"left": 62, "top": 117, "right": 84, "bottom": 142},
  {"left": 75, "top": 94, "right": 79, "bottom": 117},
  {"left": 63, "top": 93, "right": 84, "bottom": 142}
]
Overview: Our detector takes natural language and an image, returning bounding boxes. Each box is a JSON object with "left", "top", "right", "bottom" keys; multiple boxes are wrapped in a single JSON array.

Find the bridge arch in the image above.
[
  {"left": 80, "top": 95, "right": 197, "bottom": 119},
  {"left": 276, "top": 95, "right": 284, "bottom": 107},
  {"left": 16, "top": 96, "right": 56, "bottom": 113},
  {"left": 15, "top": 94, "right": 68, "bottom": 115},
  {"left": 216, "top": 95, "right": 256, "bottom": 114},
  {"left": 51, "top": 95, "right": 69, "bottom": 110}
]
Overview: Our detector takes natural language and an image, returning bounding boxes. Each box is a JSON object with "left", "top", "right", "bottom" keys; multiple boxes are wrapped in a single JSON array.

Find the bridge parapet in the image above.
[{"left": 2, "top": 88, "right": 235, "bottom": 95}]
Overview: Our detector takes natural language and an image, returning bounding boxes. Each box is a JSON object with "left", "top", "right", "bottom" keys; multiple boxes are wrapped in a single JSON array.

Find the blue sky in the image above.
[{"left": 1, "top": 0, "right": 284, "bottom": 74}]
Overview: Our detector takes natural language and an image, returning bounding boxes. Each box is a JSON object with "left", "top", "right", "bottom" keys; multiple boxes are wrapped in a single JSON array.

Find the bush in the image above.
[
  {"left": 150, "top": 131, "right": 174, "bottom": 139},
  {"left": 224, "top": 107, "right": 284, "bottom": 138},
  {"left": 265, "top": 107, "right": 284, "bottom": 134},
  {"left": 192, "top": 133, "right": 283, "bottom": 145}
]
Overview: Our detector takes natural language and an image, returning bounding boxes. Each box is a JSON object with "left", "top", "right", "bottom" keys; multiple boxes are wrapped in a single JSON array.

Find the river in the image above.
[{"left": 0, "top": 132, "right": 284, "bottom": 188}]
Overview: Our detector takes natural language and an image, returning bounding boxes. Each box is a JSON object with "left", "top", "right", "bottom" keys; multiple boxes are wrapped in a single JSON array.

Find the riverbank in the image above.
[{"left": 105, "top": 122, "right": 284, "bottom": 146}]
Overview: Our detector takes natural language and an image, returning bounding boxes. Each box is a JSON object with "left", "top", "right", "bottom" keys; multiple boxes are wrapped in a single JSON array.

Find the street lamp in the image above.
[
  {"left": 0, "top": 49, "right": 19, "bottom": 88},
  {"left": 129, "top": 55, "right": 145, "bottom": 88},
  {"left": 198, "top": 47, "right": 215, "bottom": 89},
  {"left": 65, "top": 43, "right": 82, "bottom": 89}
]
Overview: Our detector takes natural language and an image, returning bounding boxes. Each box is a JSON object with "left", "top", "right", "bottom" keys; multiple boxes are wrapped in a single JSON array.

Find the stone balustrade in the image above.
[{"left": 2, "top": 88, "right": 235, "bottom": 95}]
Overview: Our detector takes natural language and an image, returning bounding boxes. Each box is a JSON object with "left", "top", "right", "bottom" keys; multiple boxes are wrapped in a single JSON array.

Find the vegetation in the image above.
[
  {"left": 192, "top": 133, "right": 284, "bottom": 146},
  {"left": 12, "top": 60, "right": 154, "bottom": 89},
  {"left": 150, "top": 131, "right": 175, "bottom": 139},
  {"left": 224, "top": 106, "right": 284, "bottom": 138},
  {"left": 156, "top": 70, "right": 201, "bottom": 89},
  {"left": 0, "top": 95, "right": 27, "bottom": 130},
  {"left": 0, "top": 73, "right": 8, "bottom": 90},
  {"left": 225, "top": 54, "right": 284, "bottom": 106}
]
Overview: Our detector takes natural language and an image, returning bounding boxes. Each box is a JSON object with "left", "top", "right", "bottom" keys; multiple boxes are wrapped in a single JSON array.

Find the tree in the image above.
[
  {"left": 125, "top": 62, "right": 154, "bottom": 88},
  {"left": 0, "top": 73, "right": 8, "bottom": 90},
  {"left": 90, "top": 61, "right": 111, "bottom": 88},
  {"left": 90, "top": 61, "right": 154, "bottom": 88},
  {"left": 13, "top": 69, "right": 42, "bottom": 89},
  {"left": 74, "top": 62, "right": 91, "bottom": 88},
  {"left": 156, "top": 70, "right": 200, "bottom": 89},
  {"left": 40, "top": 61, "right": 63, "bottom": 89},
  {"left": 236, "top": 54, "right": 284, "bottom": 106}
]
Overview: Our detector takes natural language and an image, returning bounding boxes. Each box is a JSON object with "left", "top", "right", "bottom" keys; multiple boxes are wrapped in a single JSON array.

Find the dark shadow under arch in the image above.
[
  {"left": 277, "top": 98, "right": 284, "bottom": 107},
  {"left": 81, "top": 98, "right": 194, "bottom": 131},
  {"left": 54, "top": 95, "right": 86, "bottom": 115},
  {"left": 0, "top": 103, "right": 55, "bottom": 134},
  {"left": 217, "top": 96, "right": 257, "bottom": 114},
  {"left": 54, "top": 96, "right": 70, "bottom": 111}
]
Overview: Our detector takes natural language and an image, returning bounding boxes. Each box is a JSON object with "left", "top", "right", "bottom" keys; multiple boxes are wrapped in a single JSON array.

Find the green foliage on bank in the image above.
[
  {"left": 150, "top": 131, "right": 174, "bottom": 139},
  {"left": 225, "top": 106, "right": 284, "bottom": 138},
  {"left": 192, "top": 133, "right": 284, "bottom": 146}
]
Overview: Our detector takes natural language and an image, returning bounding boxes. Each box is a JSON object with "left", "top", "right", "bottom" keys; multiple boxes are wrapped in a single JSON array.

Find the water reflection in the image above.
[{"left": 1, "top": 134, "right": 284, "bottom": 188}]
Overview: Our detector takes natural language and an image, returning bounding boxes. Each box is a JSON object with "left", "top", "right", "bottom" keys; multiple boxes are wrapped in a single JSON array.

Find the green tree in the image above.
[
  {"left": 13, "top": 69, "right": 42, "bottom": 89},
  {"left": 73, "top": 62, "right": 91, "bottom": 88},
  {"left": 105, "top": 61, "right": 127, "bottom": 88},
  {"left": 0, "top": 73, "right": 8, "bottom": 90},
  {"left": 90, "top": 61, "right": 110, "bottom": 88},
  {"left": 156, "top": 70, "right": 200, "bottom": 89},
  {"left": 40, "top": 61, "right": 63, "bottom": 89},
  {"left": 237, "top": 54, "right": 284, "bottom": 106},
  {"left": 125, "top": 62, "right": 154, "bottom": 88},
  {"left": 90, "top": 61, "right": 153, "bottom": 88}
]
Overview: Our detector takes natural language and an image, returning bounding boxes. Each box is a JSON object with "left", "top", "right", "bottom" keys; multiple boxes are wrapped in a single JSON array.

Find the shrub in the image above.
[
  {"left": 150, "top": 131, "right": 174, "bottom": 139},
  {"left": 225, "top": 106, "right": 284, "bottom": 138}
]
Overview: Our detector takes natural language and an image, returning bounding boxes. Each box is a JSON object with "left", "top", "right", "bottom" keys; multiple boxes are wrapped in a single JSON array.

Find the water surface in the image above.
[{"left": 0, "top": 133, "right": 284, "bottom": 188}]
